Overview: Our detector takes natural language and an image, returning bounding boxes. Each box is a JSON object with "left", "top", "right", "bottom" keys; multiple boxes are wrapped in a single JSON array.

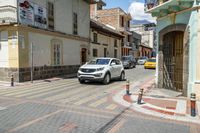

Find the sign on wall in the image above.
[
  {"left": 34, "top": 5, "right": 47, "bottom": 29},
  {"left": 18, "top": 0, "right": 47, "bottom": 29},
  {"left": 18, "top": 0, "right": 34, "bottom": 26}
]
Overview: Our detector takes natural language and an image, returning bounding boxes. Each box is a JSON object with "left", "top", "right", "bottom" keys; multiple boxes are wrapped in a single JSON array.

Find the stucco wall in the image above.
[
  {"left": 32, "top": 0, "right": 90, "bottom": 39},
  {"left": 90, "top": 31, "right": 122, "bottom": 59},
  {"left": 0, "top": 31, "right": 9, "bottom": 67},
  {"left": 27, "top": 32, "right": 86, "bottom": 67}
]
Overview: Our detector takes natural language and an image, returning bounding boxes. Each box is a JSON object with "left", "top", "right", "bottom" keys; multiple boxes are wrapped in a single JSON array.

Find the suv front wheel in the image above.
[
  {"left": 103, "top": 73, "right": 110, "bottom": 85},
  {"left": 119, "top": 71, "right": 125, "bottom": 81}
]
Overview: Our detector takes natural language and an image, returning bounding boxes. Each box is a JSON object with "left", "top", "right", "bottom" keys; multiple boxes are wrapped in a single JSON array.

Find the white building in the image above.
[
  {"left": 0, "top": 0, "right": 94, "bottom": 82},
  {"left": 130, "top": 24, "right": 156, "bottom": 57},
  {"left": 90, "top": 19, "right": 123, "bottom": 59}
]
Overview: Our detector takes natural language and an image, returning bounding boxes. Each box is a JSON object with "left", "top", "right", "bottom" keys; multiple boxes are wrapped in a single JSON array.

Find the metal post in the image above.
[
  {"left": 11, "top": 74, "right": 14, "bottom": 87},
  {"left": 31, "top": 42, "right": 33, "bottom": 83},
  {"left": 126, "top": 80, "right": 130, "bottom": 95},
  {"left": 137, "top": 88, "right": 144, "bottom": 104},
  {"left": 190, "top": 93, "right": 196, "bottom": 117}
]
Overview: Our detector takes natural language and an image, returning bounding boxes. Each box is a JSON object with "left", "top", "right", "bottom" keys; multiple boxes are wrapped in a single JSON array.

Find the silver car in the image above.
[{"left": 77, "top": 57, "right": 125, "bottom": 84}]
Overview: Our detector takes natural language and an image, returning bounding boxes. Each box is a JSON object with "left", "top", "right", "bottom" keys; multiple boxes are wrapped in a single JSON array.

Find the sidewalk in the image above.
[{"left": 113, "top": 78, "right": 200, "bottom": 124}]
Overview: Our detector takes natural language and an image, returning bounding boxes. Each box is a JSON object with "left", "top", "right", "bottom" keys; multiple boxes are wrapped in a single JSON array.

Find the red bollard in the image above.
[
  {"left": 126, "top": 80, "right": 130, "bottom": 95},
  {"left": 190, "top": 93, "right": 196, "bottom": 117},
  {"left": 137, "top": 88, "right": 144, "bottom": 104}
]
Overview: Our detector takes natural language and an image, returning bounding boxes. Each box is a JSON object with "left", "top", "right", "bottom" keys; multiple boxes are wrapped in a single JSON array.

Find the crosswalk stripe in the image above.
[
  {"left": 0, "top": 79, "right": 76, "bottom": 95},
  {"left": 3, "top": 80, "right": 76, "bottom": 97},
  {"left": 59, "top": 82, "right": 119, "bottom": 104},
  {"left": 28, "top": 83, "right": 83, "bottom": 99},
  {"left": 44, "top": 85, "right": 94, "bottom": 101},
  {"left": 74, "top": 94, "right": 100, "bottom": 105},
  {"left": 16, "top": 82, "right": 81, "bottom": 98},
  {"left": 72, "top": 82, "right": 122, "bottom": 105},
  {"left": 89, "top": 97, "right": 107, "bottom": 107},
  {"left": 105, "top": 104, "right": 117, "bottom": 110},
  {"left": 59, "top": 87, "right": 102, "bottom": 104}
]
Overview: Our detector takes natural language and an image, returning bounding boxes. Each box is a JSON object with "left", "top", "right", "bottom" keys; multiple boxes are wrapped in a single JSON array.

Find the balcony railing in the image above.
[{"left": 145, "top": 0, "right": 194, "bottom": 17}]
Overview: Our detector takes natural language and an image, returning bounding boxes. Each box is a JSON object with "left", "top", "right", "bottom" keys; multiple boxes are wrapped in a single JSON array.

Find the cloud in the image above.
[{"left": 128, "top": 1, "right": 156, "bottom": 23}]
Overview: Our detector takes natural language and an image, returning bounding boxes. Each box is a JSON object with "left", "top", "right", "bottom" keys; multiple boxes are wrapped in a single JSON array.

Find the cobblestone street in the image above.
[{"left": 0, "top": 66, "right": 199, "bottom": 133}]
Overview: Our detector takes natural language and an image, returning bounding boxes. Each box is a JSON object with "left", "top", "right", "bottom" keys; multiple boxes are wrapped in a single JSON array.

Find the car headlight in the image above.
[{"left": 96, "top": 67, "right": 104, "bottom": 71}]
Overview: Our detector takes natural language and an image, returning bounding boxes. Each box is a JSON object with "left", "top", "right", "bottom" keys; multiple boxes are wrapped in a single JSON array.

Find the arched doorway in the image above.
[
  {"left": 162, "top": 31, "right": 184, "bottom": 91},
  {"left": 81, "top": 48, "right": 87, "bottom": 64}
]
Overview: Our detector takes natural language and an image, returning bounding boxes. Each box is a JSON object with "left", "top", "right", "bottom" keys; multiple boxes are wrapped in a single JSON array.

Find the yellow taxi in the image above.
[{"left": 144, "top": 58, "right": 156, "bottom": 69}]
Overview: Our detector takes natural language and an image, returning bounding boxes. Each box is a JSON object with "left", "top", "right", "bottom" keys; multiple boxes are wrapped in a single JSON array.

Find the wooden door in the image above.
[
  {"left": 163, "top": 31, "right": 183, "bottom": 91},
  {"left": 81, "top": 48, "right": 87, "bottom": 64}
]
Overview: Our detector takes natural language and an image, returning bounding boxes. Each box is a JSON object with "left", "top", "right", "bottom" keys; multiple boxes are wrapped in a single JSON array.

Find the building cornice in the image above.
[{"left": 15, "top": 24, "right": 90, "bottom": 42}]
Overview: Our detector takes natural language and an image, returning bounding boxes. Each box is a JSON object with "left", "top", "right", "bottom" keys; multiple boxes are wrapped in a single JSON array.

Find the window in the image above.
[
  {"left": 114, "top": 49, "right": 117, "bottom": 58},
  {"left": 114, "top": 39, "right": 117, "bottom": 47},
  {"left": 120, "top": 16, "right": 124, "bottom": 27},
  {"left": 73, "top": 12, "right": 78, "bottom": 35},
  {"left": 93, "top": 33, "right": 98, "bottom": 43},
  {"left": 93, "top": 49, "right": 98, "bottom": 57},
  {"left": 48, "top": 2, "right": 54, "bottom": 30},
  {"left": 127, "top": 21, "right": 130, "bottom": 28},
  {"left": 104, "top": 48, "right": 107, "bottom": 57},
  {"left": 53, "top": 44, "right": 61, "bottom": 65}
]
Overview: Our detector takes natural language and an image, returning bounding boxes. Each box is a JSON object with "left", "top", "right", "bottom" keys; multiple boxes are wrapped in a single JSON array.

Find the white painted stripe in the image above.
[
  {"left": 175, "top": 100, "right": 186, "bottom": 114},
  {"left": 45, "top": 85, "right": 93, "bottom": 101},
  {"left": 4, "top": 81, "right": 76, "bottom": 97}
]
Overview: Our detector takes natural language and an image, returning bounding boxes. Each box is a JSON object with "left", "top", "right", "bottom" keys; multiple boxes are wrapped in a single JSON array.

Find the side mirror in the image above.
[{"left": 111, "top": 62, "right": 115, "bottom": 66}]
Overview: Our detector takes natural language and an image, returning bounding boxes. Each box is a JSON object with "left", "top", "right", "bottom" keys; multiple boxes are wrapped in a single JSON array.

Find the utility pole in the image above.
[{"left": 31, "top": 42, "right": 33, "bottom": 83}]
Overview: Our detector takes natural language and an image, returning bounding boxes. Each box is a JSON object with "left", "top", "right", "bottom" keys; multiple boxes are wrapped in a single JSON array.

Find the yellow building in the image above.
[{"left": 0, "top": 0, "right": 94, "bottom": 82}]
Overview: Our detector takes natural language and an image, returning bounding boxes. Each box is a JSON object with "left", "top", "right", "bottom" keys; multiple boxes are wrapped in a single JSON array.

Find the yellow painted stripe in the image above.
[
  {"left": 105, "top": 104, "right": 117, "bottom": 110},
  {"left": 89, "top": 97, "right": 107, "bottom": 107},
  {"left": 74, "top": 95, "right": 101, "bottom": 105},
  {"left": 59, "top": 87, "right": 101, "bottom": 104},
  {"left": 0, "top": 79, "right": 76, "bottom": 95},
  {"left": 44, "top": 85, "right": 93, "bottom": 101},
  {"left": 3, "top": 80, "right": 76, "bottom": 97}
]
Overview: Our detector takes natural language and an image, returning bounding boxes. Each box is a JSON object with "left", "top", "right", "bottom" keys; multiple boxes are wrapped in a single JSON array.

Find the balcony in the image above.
[{"left": 145, "top": 0, "right": 195, "bottom": 18}]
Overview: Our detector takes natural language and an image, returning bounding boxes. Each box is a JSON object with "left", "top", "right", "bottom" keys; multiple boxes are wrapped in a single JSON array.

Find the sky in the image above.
[{"left": 103, "top": 0, "right": 156, "bottom": 24}]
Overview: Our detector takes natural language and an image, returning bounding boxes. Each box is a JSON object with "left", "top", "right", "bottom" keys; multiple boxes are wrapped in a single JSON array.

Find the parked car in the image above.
[
  {"left": 121, "top": 55, "right": 136, "bottom": 69},
  {"left": 144, "top": 58, "right": 156, "bottom": 69},
  {"left": 137, "top": 56, "right": 148, "bottom": 65},
  {"left": 77, "top": 57, "right": 125, "bottom": 84}
]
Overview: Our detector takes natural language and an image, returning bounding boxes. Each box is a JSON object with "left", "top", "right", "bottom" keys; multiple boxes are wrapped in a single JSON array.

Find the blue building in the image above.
[{"left": 145, "top": 0, "right": 200, "bottom": 99}]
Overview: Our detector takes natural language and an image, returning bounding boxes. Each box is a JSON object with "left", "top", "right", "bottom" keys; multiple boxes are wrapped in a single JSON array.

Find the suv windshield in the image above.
[{"left": 88, "top": 59, "right": 110, "bottom": 65}]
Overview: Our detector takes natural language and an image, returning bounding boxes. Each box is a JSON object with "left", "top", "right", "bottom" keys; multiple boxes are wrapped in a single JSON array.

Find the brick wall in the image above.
[{"left": 96, "top": 8, "right": 119, "bottom": 29}]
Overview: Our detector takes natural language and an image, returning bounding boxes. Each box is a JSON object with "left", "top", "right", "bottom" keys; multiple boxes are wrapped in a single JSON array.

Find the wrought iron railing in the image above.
[{"left": 144, "top": 0, "right": 169, "bottom": 10}]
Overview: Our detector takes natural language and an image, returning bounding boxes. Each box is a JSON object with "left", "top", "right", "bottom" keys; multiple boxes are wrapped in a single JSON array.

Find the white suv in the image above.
[{"left": 77, "top": 57, "right": 125, "bottom": 84}]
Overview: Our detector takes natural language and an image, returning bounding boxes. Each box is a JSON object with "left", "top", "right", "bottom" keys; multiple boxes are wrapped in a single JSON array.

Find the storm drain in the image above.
[{"left": 149, "top": 95, "right": 166, "bottom": 98}]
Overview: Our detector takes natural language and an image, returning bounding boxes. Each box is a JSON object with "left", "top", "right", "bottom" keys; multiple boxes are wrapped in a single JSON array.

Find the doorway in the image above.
[
  {"left": 81, "top": 48, "right": 87, "bottom": 64},
  {"left": 163, "top": 31, "right": 184, "bottom": 91}
]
